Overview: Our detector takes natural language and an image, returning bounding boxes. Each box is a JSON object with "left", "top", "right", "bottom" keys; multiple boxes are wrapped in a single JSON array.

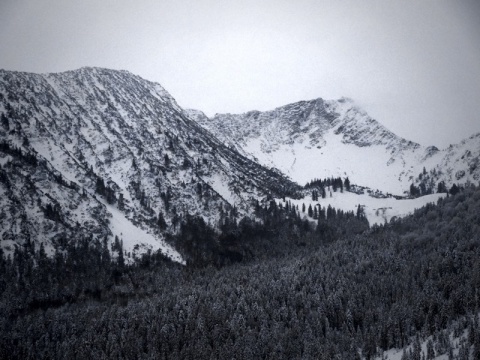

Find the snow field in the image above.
[
  {"left": 102, "top": 200, "right": 184, "bottom": 264},
  {"left": 277, "top": 190, "right": 444, "bottom": 226}
]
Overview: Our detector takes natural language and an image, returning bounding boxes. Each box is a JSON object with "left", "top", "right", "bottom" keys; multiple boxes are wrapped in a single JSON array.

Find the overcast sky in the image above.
[{"left": 1, "top": 0, "right": 479, "bottom": 148}]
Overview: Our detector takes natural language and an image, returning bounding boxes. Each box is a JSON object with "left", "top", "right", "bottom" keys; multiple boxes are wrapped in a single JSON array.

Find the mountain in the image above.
[
  {"left": 188, "top": 98, "right": 480, "bottom": 195},
  {"left": 2, "top": 67, "right": 478, "bottom": 262},
  {"left": 0, "top": 67, "right": 299, "bottom": 261}
]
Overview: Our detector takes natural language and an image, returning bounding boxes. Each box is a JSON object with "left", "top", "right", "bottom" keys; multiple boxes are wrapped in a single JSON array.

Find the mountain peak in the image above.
[
  {"left": 189, "top": 97, "right": 444, "bottom": 194},
  {"left": 0, "top": 67, "right": 299, "bottom": 261}
]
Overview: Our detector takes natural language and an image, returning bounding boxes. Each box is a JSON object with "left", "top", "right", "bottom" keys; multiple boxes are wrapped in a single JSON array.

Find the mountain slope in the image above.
[
  {"left": 0, "top": 67, "right": 299, "bottom": 260},
  {"left": 188, "top": 98, "right": 480, "bottom": 195}
]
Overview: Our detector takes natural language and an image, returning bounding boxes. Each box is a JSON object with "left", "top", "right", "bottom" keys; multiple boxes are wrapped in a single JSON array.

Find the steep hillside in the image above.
[
  {"left": 0, "top": 67, "right": 299, "bottom": 260},
  {"left": 413, "top": 132, "right": 480, "bottom": 192},
  {"left": 188, "top": 98, "right": 480, "bottom": 195}
]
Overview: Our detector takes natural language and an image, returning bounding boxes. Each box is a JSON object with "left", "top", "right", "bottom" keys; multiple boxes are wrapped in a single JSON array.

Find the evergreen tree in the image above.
[
  {"left": 410, "top": 183, "right": 419, "bottom": 197},
  {"left": 449, "top": 183, "right": 459, "bottom": 196},
  {"left": 117, "top": 193, "right": 124, "bottom": 210},
  {"left": 426, "top": 339, "right": 435, "bottom": 360},
  {"left": 106, "top": 185, "right": 116, "bottom": 204},
  {"left": 95, "top": 177, "right": 106, "bottom": 196},
  {"left": 318, "top": 205, "right": 325, "bottom": 220},
  {"left": 355, "top": 204, "right": 361, "bottom": 219},
  {"left": 437, "top": 181, "right": 447, "bottom": 193},
  {"left": 419, "top": 182, "right": 426, "bottom": 195},
  {"left": 344, "top": 177, "right": 351, "bottom": 191},
  {"left": 158, "top": 211, "right": 167, "bottom": 230}
]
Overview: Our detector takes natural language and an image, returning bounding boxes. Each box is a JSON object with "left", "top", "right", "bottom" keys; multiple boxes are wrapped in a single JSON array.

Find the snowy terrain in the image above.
[
  {"left": 373, "top": 327, "right": 472, "bottom": 360},
  {"left": 1, "top": 66, "right": 479, "bottom": 262},
  {"left": 0, "top": 67, "right": 297, "bottom": 261},
  {"left": 277, "top": 188, "right": 444, "bottom": 226},
  {"left": 97, "top": 197, "right": 184, "bottom": 264},
  {"left": 189, "top": 99, "right": 480, "bottom": 196}
]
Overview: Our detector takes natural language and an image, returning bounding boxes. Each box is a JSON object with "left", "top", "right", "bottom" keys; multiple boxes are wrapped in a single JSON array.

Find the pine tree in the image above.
[
  {"left": 410, "top": 183, "right": 419, "bottom": 197},
  {"left": 449, "top": 183, "right": 459, "bottom": 196},
  {"left": 419, "top": 183, "right": 426, "bottom": 195},
  {"left": 117, "top": 193, "right": 124, "bottom": 210},
  {"left": 158, "top": 211, "right": 167, "bottom": 230},
  {"left": 356, "top": 204, "right": 363, "bottom": 219},
  {"left": 106, "top": 186, "right": 116, "bottom": 204},
  {"left": 437, "top": 181, "right": 447, "bottom": 193},
  {"left": 196, "top": 182, "right": 202, "bottom": 198},
  {"left": 344, "top": 177, "right": 351, "bottom": 191},
  {"left": 117, "top": 239, "right": 125, "bottom": 267},
  {"left": 318, "top": 205, "right": 325, "bottom": 220},
  {"left": 426, "top": 339, "right": 435, "bottom": 360},
  {"left": 95, "top": 177, "right": 106, "bottom": 196}
]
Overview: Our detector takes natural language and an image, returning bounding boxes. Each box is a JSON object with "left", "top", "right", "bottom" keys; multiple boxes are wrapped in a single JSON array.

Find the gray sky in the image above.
[{"left": 1, "top": 0, "right": 479, "bottom": 148}]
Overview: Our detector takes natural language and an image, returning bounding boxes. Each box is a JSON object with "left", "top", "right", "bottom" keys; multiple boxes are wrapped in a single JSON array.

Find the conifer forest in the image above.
[{"left": 1, "top": 184, "right": 479, "bottom": 359}]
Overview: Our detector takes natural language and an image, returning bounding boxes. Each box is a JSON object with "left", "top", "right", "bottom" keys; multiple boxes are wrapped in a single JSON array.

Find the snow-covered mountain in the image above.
[
  {"left": 0, "top": 67, "right": 299, "bottom": 261},
  {"left": 2, "top": 67, "right": 478, "bottom": 261},
  {"left": 188, "top": 98, "right": 480, "bottom": 195}
]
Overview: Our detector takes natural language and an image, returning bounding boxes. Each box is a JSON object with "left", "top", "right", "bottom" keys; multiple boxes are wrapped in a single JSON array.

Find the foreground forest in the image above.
[{"left": 1, "top": 185, "right": 480, "bottom": 359}]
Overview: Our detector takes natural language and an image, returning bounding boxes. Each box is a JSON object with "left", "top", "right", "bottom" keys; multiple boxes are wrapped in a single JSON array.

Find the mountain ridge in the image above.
[
  {"left": 1, "top": 66, "right": 479, "bottom": 260},
  {"left": 188, "top": 97, "right": 479, "bottom": 195},
  {"left": 0, "top": 67, "right": 299, "bottom": 261}
]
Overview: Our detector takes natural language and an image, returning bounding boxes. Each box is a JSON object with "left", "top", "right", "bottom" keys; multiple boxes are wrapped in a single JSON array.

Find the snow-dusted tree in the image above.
[{"left": 308, "top": 204, "right": 313, "bottom": 217}]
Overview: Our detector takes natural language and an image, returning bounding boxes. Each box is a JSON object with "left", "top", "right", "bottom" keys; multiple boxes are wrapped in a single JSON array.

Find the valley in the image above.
[{"left": 1, "top": 67, "right": 479, "bottom": 359}]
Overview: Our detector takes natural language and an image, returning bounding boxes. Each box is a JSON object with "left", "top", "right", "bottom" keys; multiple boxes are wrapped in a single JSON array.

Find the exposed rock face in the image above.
[
  {"left": 1, "top": 66, "right": 478, "bottom": 259},
  {"left": 0, "top": 67, "right": 299, "bottom": 260},
  {"left": 189, "top": 98, "right": 480, "bottom": 195}
]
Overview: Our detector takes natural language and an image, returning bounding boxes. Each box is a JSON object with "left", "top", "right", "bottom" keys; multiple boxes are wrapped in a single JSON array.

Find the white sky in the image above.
[{"left": 1, "top": 0, "right": 479, "bottom": 148}]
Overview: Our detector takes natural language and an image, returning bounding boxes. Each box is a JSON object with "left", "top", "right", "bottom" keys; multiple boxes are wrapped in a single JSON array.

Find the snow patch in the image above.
[
  {"left": 278, "top": 190, "right": 444, "bottom": 226},
  {"left": 101, "top": 199, "right": 184, "bottom": 264}
]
